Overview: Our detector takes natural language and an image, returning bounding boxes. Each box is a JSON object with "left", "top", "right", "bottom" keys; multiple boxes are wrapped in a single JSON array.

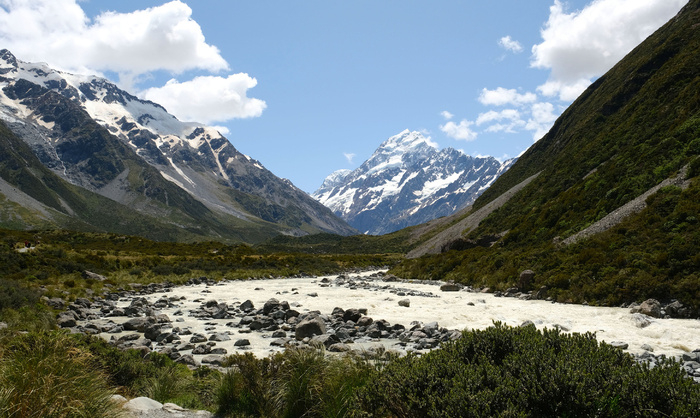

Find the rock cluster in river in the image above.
[{"left": 51, "top": 272, "right": 700, "bottom": 384}]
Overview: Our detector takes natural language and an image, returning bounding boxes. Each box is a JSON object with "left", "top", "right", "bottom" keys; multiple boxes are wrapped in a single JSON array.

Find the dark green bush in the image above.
[
  {"left": 353, "top": 323, "right": 700, "bottom": 417},
  {"left": 0, "top": 279, "right": 40, "bottom": 310},
  {"left": 217, "top": 348, "right": 377, "bottom": 418}
]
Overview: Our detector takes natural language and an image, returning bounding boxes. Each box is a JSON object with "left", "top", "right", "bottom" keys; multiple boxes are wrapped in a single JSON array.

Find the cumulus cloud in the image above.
[
  {"left": 532, "top": 0, "right": 688, "bottom": 101},
  {"left": 141, "top": 74, "right": 266, "bottom": 124},
  {"left": 499, "top": 36, "right": 523, "bottom": 53},
  {"left": 440, "top": 120, "right": 477, "bottom": 141},
  {"left": 525, "top": 102, "right": 559, "bottom": 140},
  {"left": 440, "top": 110, "right": 454, "bottom": 120},
  {"left": 0, "top": 0, "right": 228, "bottom": 78},
  {"left": 476, "top": 109, "right": 526, "bottom": 133},
  {"left": 0, "top": 0, "right": 266, "bottom": 123},
  {"left": 478, "top": 87, "right": 537, "bottom": 107}
]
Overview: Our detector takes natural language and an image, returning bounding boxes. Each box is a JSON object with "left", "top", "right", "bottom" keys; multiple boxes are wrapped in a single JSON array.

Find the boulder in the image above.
[
  {"left": 239, "top": 300, "right": 255, "bottom": 312},
  {"left": 328, "top": 343, "right": 352, "bottom": 352},
  {"left": 439, "top": 283, "right": 462, "bottom": 292},
  {"left": 263, "top": 298, "right": 281, "bottom": 315},
  {"left": 45, "top": 297, "right": 66, "bottom": 309},
  {"left": 639, "top": 299, "right": 662, "bottom": 318},
  {"left": 295, "top": 316, "right": 326, "bottom": 340},
  {"left": 234, "top": 339, "right": 251, "bottom": 347},
  {"left": 631, "top": 313, "right": 653, "bottom": 329},
  {"left": 192, "top": 344, "right": 212, "bottom": 355},
  {"left": 56, "top": 313, "right": 77, "bottom": 328},
  {"left": 398, "top": 299, "right": 410, "bottom": 307},
  {"left": 189, "top": 333, "right": 208, "bottom": 343},
  {"left": 310, "top": 333, "right": 340, "bottom": 348},
  {"left": 175, "top": 354, "right": 200, "bottom": 367},
  {"left": 201, "top": 355, "right": 225, "bottom": 366},
  {"left": 342, "top": 308, "right": 362, "bottom": 323},
  {"left": 209, "top": 333, "right": 231, "bottom": 342},
  {"left": 83, "top": 271, "right": 107, "bottom": 281},
  {"left": 122, "top": 397, "right": 163, "bottom": 413},
  {"left": 518, "top": 269, "right": 535, "bottom": 291}
]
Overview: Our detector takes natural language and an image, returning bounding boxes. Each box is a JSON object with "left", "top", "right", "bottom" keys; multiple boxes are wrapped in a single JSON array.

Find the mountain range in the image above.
[
  {"left": 0, "top": 49, "right": 356, "bottom": 243},
  {"left": 313, "top": 130, "right": 514, "bottom": 235}
]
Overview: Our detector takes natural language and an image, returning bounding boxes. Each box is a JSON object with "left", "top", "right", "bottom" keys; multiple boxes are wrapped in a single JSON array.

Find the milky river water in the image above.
[{"left": 104, "top": 270, "right": 700, "bottom": 361}]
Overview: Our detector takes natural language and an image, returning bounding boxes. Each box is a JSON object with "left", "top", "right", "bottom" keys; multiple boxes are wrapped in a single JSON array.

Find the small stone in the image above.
[{"left": 398, "top": 299, "right": 410, "bottom": 307}]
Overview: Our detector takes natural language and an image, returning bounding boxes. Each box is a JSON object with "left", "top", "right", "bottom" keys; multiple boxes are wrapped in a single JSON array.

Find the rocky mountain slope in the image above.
[
  {"left": 393, "top": 0, "right": 700, "bottom": 312},
  {"left": 0, "top": 50, "right": 356, "bottom": 242},
  {"left": 313, "top": 130, "right": 514, "bottom": 235}
]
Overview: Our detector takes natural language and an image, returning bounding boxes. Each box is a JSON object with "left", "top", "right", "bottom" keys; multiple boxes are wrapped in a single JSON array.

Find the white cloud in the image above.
[
  {"left": 440, "top": 120, "right": 477, "bottom": 141},
  {"left": 343, "top": 153, "right": 356, "bottom": 164},
  {"left": 142, "top": 74, "right": 266, "bottom": 124},
  {"left": 0, "top": 0, "right": 266, "bottom": 123},
  {"left": 499, "top": 36, "right": 523, "bottom": 53},
  {"left": 476, "top": 109, "right": 521, "bottom": 126},
  {"left": 478, "top": 87, "right": 537, "bottom": 107},
  {"left": 476, "top": 109, "right": 526, "bottom": 133},
  {"left": 525, "top": 102, "right": 559, "bottom": 140},
  {"left": 440, "top": 110, "right": 454, "bottom": 120},
  {"left": 531, "top": 0, "right": 688, "bottom": 101},
  {"left": 0, "top": 0, "right": 228, "bottom": 79}
]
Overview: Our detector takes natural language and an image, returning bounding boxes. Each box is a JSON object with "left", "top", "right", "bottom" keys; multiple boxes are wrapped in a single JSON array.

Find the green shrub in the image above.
[
  {"left": 217, "top": 348, "right": 378, "bottom": 418},
  {"left": 0, "top": 279, "right": 40, "bottom": 311},
  {"left": 0, "top": 331, "right": 122, "bottom": 417},
  {"left": 353, "top": 323, "right": 700, "bottom": 417}
]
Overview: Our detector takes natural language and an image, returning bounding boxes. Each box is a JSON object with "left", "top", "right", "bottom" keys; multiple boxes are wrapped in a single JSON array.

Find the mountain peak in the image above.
[
  {"left": 376, "top": 129, "right": 437, "bottom": 154},
  {"left": 313, "top": 130, "right": 515, "bottom": 235}
]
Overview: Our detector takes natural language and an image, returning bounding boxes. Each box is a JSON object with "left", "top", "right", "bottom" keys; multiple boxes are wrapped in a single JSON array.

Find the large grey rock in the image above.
[
  {"left": 83, "top": 270, "right": 107, "bottom": 281},
  {"left": 440, "top": 283, "right": 462, "bottom": 292},
  {"left": 209, "top": 333, "right": 231, "bottom": 342},
  {"left": 201, "top": 355, "right": 225, "bottom": 366},
  {"left": 295, "top": 316, "right": 326, "bottom": 340},
  {"left": 122, "top": 396, "right": 162, "bottom": 413},
  {"left": 342, "top": 308, "right": 362, "bottom": 323},
  {"left": 175, "top": 354, "right": 200, "bottom": 367},
  {"left": 631, "top": 313, "right": 653, "bottom": 329},
  {"left": 639, "top": 299, "right": 662, "bottom": 318},
  {"left": 310, "top": 333, "right": 340, "bottom": 348},
  {"left": 189, "top": 333, "right": 207, "bottom": 343},
  {"left": 123, "top": 316, "right": 155, "bottom": 332},
  {"left": 263, "top": 298, "right": 281, "bottom": 315},
  {"left": 56, "top": 313, "right": 76, "bottom": 328},
  {"left": 239, "top": 300, "right": 255, "bottom": 312}
]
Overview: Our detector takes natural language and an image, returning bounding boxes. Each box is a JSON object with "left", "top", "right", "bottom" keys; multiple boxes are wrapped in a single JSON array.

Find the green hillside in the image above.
[{"left": 392, "top": 1, "right": 700, "bottom": 311}]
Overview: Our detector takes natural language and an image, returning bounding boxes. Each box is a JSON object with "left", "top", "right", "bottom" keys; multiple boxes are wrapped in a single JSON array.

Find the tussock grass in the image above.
[{"left": 0, "top": 331, "right": 123, "bottom": 418}]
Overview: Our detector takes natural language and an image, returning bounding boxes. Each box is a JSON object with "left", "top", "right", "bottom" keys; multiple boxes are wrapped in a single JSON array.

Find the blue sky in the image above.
[{"left": 0, "top": 0, "right": 688, "bottom": 192}]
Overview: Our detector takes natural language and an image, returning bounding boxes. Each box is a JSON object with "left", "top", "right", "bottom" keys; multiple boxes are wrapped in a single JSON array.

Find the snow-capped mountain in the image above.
[
  {"left": 0, "top": 49, "right": 356, "bottom": 241},
  {"left": 313, "top": 130, "right": 515, "bottom": 235}
]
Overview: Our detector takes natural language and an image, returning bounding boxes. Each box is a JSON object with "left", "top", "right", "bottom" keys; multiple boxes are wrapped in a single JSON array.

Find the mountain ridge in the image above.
[
  {"left": 313, "top": 129, "right": 514, "bottom": 235},
  {"left": 0, "top": 49, "right": 357, "bottom": 242}
]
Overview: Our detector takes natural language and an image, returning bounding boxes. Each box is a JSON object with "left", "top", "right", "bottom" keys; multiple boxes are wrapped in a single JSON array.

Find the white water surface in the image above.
[{"left": 101, "top": 270, "right": 700, "bottom": 361}]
